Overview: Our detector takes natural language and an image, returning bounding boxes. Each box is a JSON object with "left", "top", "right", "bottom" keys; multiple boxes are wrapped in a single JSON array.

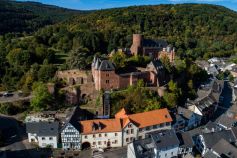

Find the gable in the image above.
[{"left": 62, "top": 123, "right": 79, "bottom": 133}]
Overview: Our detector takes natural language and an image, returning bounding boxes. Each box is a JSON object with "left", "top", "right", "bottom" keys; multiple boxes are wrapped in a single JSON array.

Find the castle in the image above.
[
  {"left": 130, "top": 34, "right": 175, "bottom": 63},
  {"left": 91, "top": 57, "right": 168, "bottom": 91},
  {"left": 91, "top": 34, "right": 174, "bottom": 91}
]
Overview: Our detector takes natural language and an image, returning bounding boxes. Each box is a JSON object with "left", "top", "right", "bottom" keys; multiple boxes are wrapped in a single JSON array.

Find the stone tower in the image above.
[{"left": 130, "top": 34, "right": 143, "bottom": 56}]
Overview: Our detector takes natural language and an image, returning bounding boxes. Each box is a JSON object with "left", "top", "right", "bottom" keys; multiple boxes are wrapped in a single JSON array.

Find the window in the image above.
[
  {"left": 165, "top": 153, "right": 167, "bottom": 157},
  {"left": 99, "top": 134, "right": 102, "bottom": 137},
  {"left": 106, "top": 74, "right": 109, "bottom": 77},
  {"left": 131, "top": 129, "right": 134, "bottom": 134},
  {"left": 49, "top": 137, "right": 53, "bottom": 140},
  {"left": 171, "top": 152, "right": 173, "bottom": 156},
  {"left": 138, "top": 136, "right": 142, "bottom": 140},
  {"left": 93, "top": 142, "right": 96, "bottom": 145},
  {"left": 126, "top": 138, "right": 129, "bottom": 142},
  {"left": 104, "top": 141, "right": 106, "bottom": 145},
  {"left": 115, "top": 133, "right": 118, "bottom": 136},
  {"left": 106, "top": 80, "right": 109, "bottom": 84},
  {"left": 146, "top": 126, "right": 150, "bottom": 131},
  {"left": 98, "top": 141, "right": 101, "bottom": 145},
  {"left": 85, "top": 136, "right": 88, "bottom": 139},
  {"left": 93, "top": 134, "right": 96, "bottom": 138},
  {"left": 130, "top": 137, "right": 134, "bottom": 141},
  {"left": 153, "top": 125, "right": 157, "bottom": 129},
  {"left": 128, "top": 124, "right": 132, "bottom": 128},
  {"left": 139, "top": 128, "right": 142, "bottom": 132},
  {"left": 126, "top": 130, "right": 129, "bottom": 134},
  {"left": 42, "top": 137, "right": 45, "bottom": 140},
  {"left": 166, "top": 122, "right": 170, "bottom": 126},
  {"left": 160, "top": 123, "right": 164, "bottom": 127},
  {"left": 105, "top": 133, "right": 107, "bottom": 137},
  {"left": 114, "top": 140, "right": 118, "bottom": 144}
]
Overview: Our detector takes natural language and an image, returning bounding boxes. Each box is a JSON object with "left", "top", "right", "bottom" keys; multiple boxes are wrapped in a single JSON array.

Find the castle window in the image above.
[
  {"left": 115, "top": 133, "right": 118, "bottom": 136},
  {"left": 106, "top": 80, "right": 109, "bottom": 84},
  {"left": 106, "top": 74, "right": 109, "bottom": 77}
]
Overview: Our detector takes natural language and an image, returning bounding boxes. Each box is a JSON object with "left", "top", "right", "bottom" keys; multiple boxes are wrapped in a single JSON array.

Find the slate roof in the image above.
[
  {"left": 204, "top": 150, "right": 220, "bottom": 158},
  {"left": 132, "top": 129, "right": 179, "bottom": 158},
  {"left": 98, "top": 60, "right": 115, "bottom": 71},
  {"left": 132, "top": 138, "right": 155, "bottom": 158},
  {"left": 26, "top": 122, "right": 59, "bottom": 136},
  {"left": 149, "top": 129, "right": 180, "bottom": 150},
  {"left": 212, "top": 139, "right": 237, "bottom": 157},
  {"left": 217, "top": 112, "right": 237, "bottom": 129},
  {"left": 143, "top": 39, "right": 168, "bottom": 48},
  {"left": 149, "top": 60, "right": 164, "bottom": 73},
  {"left": 177, "top": 132, "right": 194, "bottom": 148},
  {"left": 177, "top": 107, "right": 194, "bottom": 120},
  {"left": 202, "top": 130, "right": 236, "bottom": 148}
]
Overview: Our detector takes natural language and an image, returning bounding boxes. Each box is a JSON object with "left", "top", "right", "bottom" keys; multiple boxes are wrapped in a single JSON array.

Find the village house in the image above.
[
  {"left": 80, "top": 119, "right": 123, "bottom": 149},
  {"left": 130, "top": 34, "right": 175, "bottom": 63},
  {"left": 58, "top": 108, "right": 172, "bottom": 150},
  {"left": 172, "top": 107, "right": 202, "bottom": 132},
  {"left": 177, "top": 132, "right": 194, "bottom": 157},
  {"left": 185, "top": 79, "right": 224, "bottom": 123},
  {"left": 195, "top": 127, "right": 237, "bottom": 157},
  {"left": 79, "top": 108, "right": 172, "bottom": 149},
  {"left": 26, "top": 122, "right": 59, "bottom": 148},
  {"left": 127, "top": 130, "right": 180, "bottom": 158}
]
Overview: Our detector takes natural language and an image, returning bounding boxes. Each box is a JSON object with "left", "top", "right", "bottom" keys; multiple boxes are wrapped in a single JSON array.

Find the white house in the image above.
[
  {"left": 116, "top": 108, "right": 172, "bottom": 145},
  {"left": 26, "top": 122, "right": 59, "bottom": 148},
  {"left": 173, "top": 107, "right": 202, "bottom": 132},
  {"left": 80, "top": 119, "right": 123, "bottom": 149},
  {"left": 127, "top": 130, "right": 180, "bottom": 158}
]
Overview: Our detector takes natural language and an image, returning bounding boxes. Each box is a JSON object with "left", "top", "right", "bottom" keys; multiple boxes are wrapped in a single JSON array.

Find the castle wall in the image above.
[{"left": 97, "top": 70, "right": 120, "bottom": 91}]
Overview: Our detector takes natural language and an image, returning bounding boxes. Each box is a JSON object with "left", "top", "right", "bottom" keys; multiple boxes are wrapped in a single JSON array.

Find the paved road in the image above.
[
  {"left": 0, "top": 92, "right": 33, "bottom": 103},
  {"left": 212, "top": 81, "right": 233, "bottom": 121},
  {"left": 0, "top": 114, "right": 34, "bottom": 152},
  {"left": 102, "top": 147, "right": 127, "bottom": 158}
]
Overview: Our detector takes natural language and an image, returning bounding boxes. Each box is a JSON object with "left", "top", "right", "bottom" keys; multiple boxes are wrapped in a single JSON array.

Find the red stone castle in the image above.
[
  {"left": 91, "top": 57, "right": 168, "bottom": 91},
  {"left": 130, "top": 34, "right": 175, "bottom": 63},
  {"left": 91, "top": 34, "right": 175, "bottom": 91}
]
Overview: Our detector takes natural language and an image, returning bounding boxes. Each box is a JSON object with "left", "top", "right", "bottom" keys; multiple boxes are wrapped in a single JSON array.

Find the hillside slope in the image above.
[
  {"left": 65, "top": 4, "right": 237, "bottom": 58},
  {"left": 0, "top": 4, "right": 237, "bottom": 90},
  {"left": 0, "top": 0, "right": 86, "bottom": 34}
]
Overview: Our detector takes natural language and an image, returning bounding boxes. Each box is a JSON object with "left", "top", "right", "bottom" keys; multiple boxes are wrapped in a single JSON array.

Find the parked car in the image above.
[{"left": 3, "top": 92, "right": 13, "bottom": 97}]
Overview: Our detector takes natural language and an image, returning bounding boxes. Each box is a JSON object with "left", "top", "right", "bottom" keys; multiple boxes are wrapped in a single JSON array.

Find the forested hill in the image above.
[
  {"left": 0, "top": 0, "right": 86, "bottom": 34},
  {"left": 1, "top": 4, "right": 237, "bottom": 90},
  {"left": 64, "top": 4, "right": 237, "bottom": 59}
]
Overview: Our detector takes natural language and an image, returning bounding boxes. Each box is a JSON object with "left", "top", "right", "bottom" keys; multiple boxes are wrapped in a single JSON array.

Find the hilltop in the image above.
[{"left": 0, "top": 0, "right": 86, "bottom": 34}]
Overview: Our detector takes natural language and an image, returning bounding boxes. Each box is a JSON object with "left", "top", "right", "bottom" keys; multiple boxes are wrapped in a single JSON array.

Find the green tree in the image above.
[
  {"left": 66, "top": 47, "right": 90, "bottom": 69},
  {"left": 30, "top": 82, "right": 53, "bottom": 111},
  {"left": 110, "top": 51, "right": 127, "bottom": 68}
]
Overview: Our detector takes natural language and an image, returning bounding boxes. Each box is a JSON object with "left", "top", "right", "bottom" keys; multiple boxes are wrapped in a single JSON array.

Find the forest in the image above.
[
  {"left": 0, "top": 0, "right": 86, "bottom": 34},
  {"left": 0, "top": 2, "right": 237, "bottom": 92}
]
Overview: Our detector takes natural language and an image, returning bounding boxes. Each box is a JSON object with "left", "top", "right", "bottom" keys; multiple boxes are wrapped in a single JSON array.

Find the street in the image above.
[{"left": 0, "top": 92, "right": 32, "bottom": 103}]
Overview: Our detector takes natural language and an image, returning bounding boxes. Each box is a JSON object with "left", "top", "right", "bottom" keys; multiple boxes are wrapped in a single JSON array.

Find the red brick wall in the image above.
[{"left": 98, "top": 70, "right": 120, "bottom": 90}]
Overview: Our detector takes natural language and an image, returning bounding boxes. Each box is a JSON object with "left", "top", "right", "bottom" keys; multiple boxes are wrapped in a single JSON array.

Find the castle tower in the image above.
[{"left": 130, "top": 34, "right": 143, "bottom": 56}]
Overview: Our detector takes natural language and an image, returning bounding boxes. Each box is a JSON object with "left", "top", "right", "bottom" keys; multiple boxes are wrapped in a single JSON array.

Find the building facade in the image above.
[
  {"left": 61, "top": 123, "right": 81, "bottom": 150},
  {"left": 26, "top": 122, "right": 59, "bottom": 148},
  {"left": 91, "top": 57, "right": 168, "bottom": 91},
  {"left": 130, "top": 34, "right": 175, "bottom": 63}
]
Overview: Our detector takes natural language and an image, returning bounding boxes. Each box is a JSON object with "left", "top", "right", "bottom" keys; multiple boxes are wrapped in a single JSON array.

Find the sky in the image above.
[{"left": 17, "top": 0, "right": 237, "bottom": 11}]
